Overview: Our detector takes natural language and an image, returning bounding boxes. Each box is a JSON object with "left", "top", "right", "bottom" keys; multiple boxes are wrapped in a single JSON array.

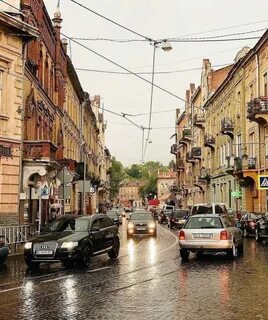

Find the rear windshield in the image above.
[
  {"left": 131, "top": 213, "right": 152, "bottom": 220},
  {"left": 174, "top": 211, "right": 188, "bottom": 218},
  {"left": 107, "top": 211, "right": 118, "bottom": 218},
  {"left": 192, "top": 205, "right": 212, "bottom": 214},
  {"left": 184, "top": 217, "right": 223, "bottom": 229}
]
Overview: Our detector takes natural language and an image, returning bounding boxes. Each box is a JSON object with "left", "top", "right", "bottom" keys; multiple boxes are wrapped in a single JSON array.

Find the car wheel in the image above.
[
  {"left": 180, "top": 249, "right": 190, "bottom": 260},
  {"left": 227, "top": 242, "right": 238, "bottom": 259},
  {"left": 77, "top": 245, "right": 92, "bottom": 268},
  {"left": 25, "top": 259, "right": 40, "bottom": 270},
  {"left": 243, "top": 229, "right": 248, "bottom": 238},
  {"left": 255, "top": 229, "right": 262, "bottom": 242},
  {"left": 108, "top": 237, "right": 120, "bottom": 259},
  {"left": 62, "top": 260, "right": 75, "bottom": 269}
]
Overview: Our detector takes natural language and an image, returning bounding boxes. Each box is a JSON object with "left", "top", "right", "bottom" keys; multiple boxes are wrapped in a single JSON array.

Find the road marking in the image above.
[
  {"left": 87, "top": 266, "right": 111, "bottom": 273},
  {"left": 0, "top": 286, "right": 22, "bottom": 294},
  {"left": 42, "top": 276, "right": 72, "bottom": 283}
]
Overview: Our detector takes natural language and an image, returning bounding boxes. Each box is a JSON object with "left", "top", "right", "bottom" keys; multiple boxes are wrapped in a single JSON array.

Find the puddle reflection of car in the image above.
[
  {"left": 127, "top": 212, "right": 157, "bottom": 238},
  {"left": 178, "top": 214, "right": 243, "bottom": 260},
  {"left": 24, "top": 214, "right": 120, "bottom": 269},
  {"left": 0, "top": 236, "right": 9, "bottom": 265}
]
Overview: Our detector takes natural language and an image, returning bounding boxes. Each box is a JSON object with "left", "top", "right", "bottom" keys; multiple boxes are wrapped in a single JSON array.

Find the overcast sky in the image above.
[{"left": 45, "top": 0, "right": 268, "bottom": 167}]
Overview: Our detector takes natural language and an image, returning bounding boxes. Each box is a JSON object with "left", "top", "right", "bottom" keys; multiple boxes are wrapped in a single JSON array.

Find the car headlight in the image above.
[
  {"left": 128, "top": 222, "right": 135, "bottom": 229},
  {"left": 148, "top": 222, "right": 156, "bottom": 229},
  {"left": 24, "top": 242, "right": 32, "bottom": 250},
  {"left": 61, "top": 241, "right": 79, "bottom": 249}
]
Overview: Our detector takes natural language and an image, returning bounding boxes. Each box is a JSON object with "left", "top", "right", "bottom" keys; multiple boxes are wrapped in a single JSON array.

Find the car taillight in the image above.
[
  {"left": 179, "top": 230, "right": 185, "bottom": 240},
  {"left": 171, "top": 219, "right": 174, "bottom": 222},
  {"left": 220, "top": 230, "right": 228, "bottom": 240}
]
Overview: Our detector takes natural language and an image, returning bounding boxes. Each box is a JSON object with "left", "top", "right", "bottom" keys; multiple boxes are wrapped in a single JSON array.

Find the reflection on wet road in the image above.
[{"left": 0, "top": 219, "right": 267, "bottom": 320}]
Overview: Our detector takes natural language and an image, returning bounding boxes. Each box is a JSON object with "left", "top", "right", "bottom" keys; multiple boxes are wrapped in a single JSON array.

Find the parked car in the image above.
[
  {"left": 167, "top": 209, "right": 189, "bottom": 229},
  {"left": 24, "top": 214, "right": 120, "bottom": 269},
  {"left": 255, "top": 213, "right": 268, "bottom": 242},
  {"left": 158, "top": 210, "right": 173, "bottom": 224},
  {"left": 162, "top": 205, "right": 175, "bottom": 211},
  {"left": 190, "top": 203, "right": 227, "bottom": 216},
  {"left": 0, "top": 236, "right": 9, "bottom": 265},
  {"left": 107, "top": 210, "right": 121, "bottom": 226},
  {"left": 240, "top": 213, "right": 263, "bottom": 237},
  {"left": 127, "top": 211, "right": 157, "bottom": 237},
  {"left": 178, "top": 214, "right": 243, "bottom": 260}
]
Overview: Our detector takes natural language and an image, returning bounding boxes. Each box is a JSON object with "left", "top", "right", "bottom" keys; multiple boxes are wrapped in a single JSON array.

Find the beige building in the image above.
[
  {"left": 157, "top": 170, "right": 176, "bottom": 205},
  {"left": 173, "top": 29, "right": 268, "bottom": 214},
  {"left": 118, "top": 181, "right": 143, "bottom": 207},
  {"left": 0, "top": 9, "right": 37, "bottom": 225}
]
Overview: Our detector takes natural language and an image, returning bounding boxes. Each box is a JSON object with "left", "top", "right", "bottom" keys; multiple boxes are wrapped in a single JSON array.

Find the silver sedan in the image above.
[{"left": 178, "top": 214, "right": 243, "bottom": 260}]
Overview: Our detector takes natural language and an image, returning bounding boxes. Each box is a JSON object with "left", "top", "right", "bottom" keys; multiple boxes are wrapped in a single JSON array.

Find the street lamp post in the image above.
[{"left": 142, "top": 40, "right": 172, "bottom": 162}]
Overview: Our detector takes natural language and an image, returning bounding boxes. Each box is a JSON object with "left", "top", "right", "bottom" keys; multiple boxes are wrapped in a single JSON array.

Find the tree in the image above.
[
  {"left": 109, "top": 157, "right": 125, "bottom": 201},
  {"left": 125, "top": 164, "right": 142, "bottom": 179}
]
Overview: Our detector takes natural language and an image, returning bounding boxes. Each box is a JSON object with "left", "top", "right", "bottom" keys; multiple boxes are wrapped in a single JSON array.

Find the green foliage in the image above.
[
  {"left": 125, "top": 164, "right": 142, "bottom": 180},
  {"left": 110, "top": 157, "right": 126, "bottom": 200}
]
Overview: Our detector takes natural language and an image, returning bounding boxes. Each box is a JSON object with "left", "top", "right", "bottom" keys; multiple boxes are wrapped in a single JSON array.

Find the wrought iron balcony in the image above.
[
  {"left": 170, "top": 144, "right": 178, "bottom": 155},
  {"left": 247, "top": 157, "right": 256, "bottom": 169},
  {"left": 247, "top": 97, "right": 268, "bottom": 123},
  {"left": 23, "top": 141, "right": 58, "bottom": 161},
  {"left": 193, "top": 114, "right": 205, "bottom": 128},
  {"left": 191, "top": 147, "right": 201, "bottom": 159},
  {"left": 220, "top": 118, "right": 234, "bottom": 138},
  {"left": 200, "top": 168, "right": 211, "bottom": 181},
  {"left": 179, "top": 128, "right": 192, "bottom": 145},
  {"left": 204, "top": 134, "right": 215, "bottom": 150},
  {"left": 234, "top": 157, "right": 243, "bottom": 172},
  {"left": 225, "top": 156, "right": 234, "bottom": 174},
  {"left": 186, "top": 151, "right": 195, "bottom": 163},
  {"left": 195, "top": 175, "right": 207, "bottom": 185}
]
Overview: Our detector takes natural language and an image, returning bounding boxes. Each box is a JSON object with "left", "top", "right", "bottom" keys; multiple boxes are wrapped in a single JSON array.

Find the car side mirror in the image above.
[{"left": 91, "top": 226, "right": 100, "bottom": 232}]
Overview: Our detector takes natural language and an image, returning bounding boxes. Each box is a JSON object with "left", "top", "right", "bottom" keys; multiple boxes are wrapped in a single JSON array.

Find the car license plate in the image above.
[
  {"left": 192, "top": 233, "right": 213, "bottom": 239},
  {"left": 35, "top": 250, "right": 53, "bottom": 255},
  {"left": 136, "top": 227, "right": 146, "bottom": 231},
  {"left": 178, "top": 220, "right": 185, "bottom": 224}
]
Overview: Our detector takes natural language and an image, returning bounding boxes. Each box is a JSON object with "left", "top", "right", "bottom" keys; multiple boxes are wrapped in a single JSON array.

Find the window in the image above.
[
  {"left": 99, "top": 217, "right": 111, "bottom": 229},
  {"left": 249, "top": 133, "right": 255, "bottom": 157},
  {"left": 91, "top": 219, "right": 100, "bottom": 231},
  {"left": 264, "top": 73, "right": 267, "bottom": 97},
  {"left": 236, "top": 134, "right": 242, "bottom": 157},
  {"left": 0, "top": 70, "right": 3, "bottom": 112},
  {"left": 265, "top": 128, "right": 268, "bottom": 157},
  {"left": 249, "top": 84, "right": 254, "bottom": 101}
]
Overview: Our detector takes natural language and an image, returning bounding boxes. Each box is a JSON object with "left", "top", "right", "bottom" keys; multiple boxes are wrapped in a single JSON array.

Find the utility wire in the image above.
[
  {"left": 69, "top": 0, "right": 153, "bottom": 42},
  {"left": 61, "top": 33, "right": 188, "bottom": 103},
  {"left": 70, "top": 27, "right": 267, "bottom": 43},
  {"left": 0, "top": 0, "right": 23, "bottom": 13},
  {"left": 76, "top": 63, "right": 232, "bottom": 75},
  {"left": 171, "top": 36, "right": 261, "bottom": 43}
]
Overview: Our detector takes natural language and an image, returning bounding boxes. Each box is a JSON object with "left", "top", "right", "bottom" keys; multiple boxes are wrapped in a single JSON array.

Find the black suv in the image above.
[{"left": 24, "top": 214, "right": 120, "bottom": 269}]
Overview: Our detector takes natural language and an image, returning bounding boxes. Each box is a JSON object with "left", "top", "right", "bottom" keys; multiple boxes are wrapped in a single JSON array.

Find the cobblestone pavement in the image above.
[{"left": 0, "top": 219, "right": 267, "bottom": 320}]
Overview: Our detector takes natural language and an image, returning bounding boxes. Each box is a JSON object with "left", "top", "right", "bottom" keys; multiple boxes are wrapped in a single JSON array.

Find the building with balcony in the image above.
[
  {"left": 157, "top": 170, "right": 176, "bottom": 205},
  {"left": 0, "top": 6, "right": 38, "bottom": 225},
  {"left": 118, "top": 181, "right": 144, "bottom": 208}
]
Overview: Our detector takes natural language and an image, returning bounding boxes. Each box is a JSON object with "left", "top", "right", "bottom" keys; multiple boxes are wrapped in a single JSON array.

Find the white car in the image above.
[
  {"left": 178, "top": 214, "right": 243, "bottom": 260},
  {"left": 190, "top": 203, "right": 227, "bottom": 215}
]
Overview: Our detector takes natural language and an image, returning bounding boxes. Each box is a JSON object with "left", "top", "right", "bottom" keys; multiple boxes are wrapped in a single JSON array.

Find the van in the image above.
[{"left": 190, "top": 203, "right": 227, "bottom": 216}]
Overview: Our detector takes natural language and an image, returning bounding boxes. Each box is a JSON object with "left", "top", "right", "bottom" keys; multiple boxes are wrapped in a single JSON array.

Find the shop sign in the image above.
[{"left": 0, "top": 145, "right": 12, "bottom": 158}]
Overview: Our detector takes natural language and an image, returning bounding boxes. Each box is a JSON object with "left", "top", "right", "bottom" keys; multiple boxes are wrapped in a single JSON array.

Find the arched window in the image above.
[
  {"left": 38, "top": 50, "right": 43, "bottom": 85},
  {"left": 44, "top": 59, "right": 49, "bottom": 93}
]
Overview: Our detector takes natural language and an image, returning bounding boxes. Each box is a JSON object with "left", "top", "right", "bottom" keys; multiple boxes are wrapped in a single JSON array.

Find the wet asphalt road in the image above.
[{"left": 0, "top": 219, "right": 267, "bottom": 320}]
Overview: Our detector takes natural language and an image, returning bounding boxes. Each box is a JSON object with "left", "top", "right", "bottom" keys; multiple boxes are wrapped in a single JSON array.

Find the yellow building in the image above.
[
  {"left": 174, "top": 30, "right": 268, "bottom": 214},
  {"left": 0, "top": 9, "right": 37, "bottom": 225}
]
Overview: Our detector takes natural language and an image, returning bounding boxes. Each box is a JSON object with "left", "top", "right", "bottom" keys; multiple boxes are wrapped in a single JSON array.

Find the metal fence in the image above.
[{"left": 0, "top": 224, "right": 36, "bottom": 245}]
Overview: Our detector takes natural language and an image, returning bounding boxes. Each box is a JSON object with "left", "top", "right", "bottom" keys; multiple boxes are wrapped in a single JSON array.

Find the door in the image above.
[
  {"left": 90, "top": 218, "right": 105, "bottom": 252},
  {"left": 99, "top": 217, "right": 115, "bottom": 249}
]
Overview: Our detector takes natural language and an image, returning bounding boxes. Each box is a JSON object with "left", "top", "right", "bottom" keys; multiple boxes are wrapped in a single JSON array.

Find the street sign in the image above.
[{"left": 258, "top": 175, "right": 268, "bottom": 190}]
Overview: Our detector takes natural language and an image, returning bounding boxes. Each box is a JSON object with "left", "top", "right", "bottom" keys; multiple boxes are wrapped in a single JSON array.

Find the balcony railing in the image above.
[
  {"left": 195, "top": 176, "right": 207, "bottom": 185},
  {"left": 178, "top": 128, "right": 192, "bottom": 145},
  {"left": 220, "top": 118, "right": 234, "bottom": 138},
  {"left": 248, "top": 157, "right": 256, "bottom": 169},
  {"left": 204, "top": 134, "right": 215, "bottom": 150},
  {"left": 193, "top": 114, "right": 205, "bottom": 128},
  {"left": 247, "top": 97, "right": 268, "bottom": 123},
  {"left": 234, "top": 157, "right": 243, "bottom": 172},
  {"left": 170, "top": 144, "right": 178, "bottom": 155},
  {"left": 186, "top": 151, "right": 195, "bottom": 163},
  {"left": 191, "top": 147, "right": 201, "bottom": 158},
  {"left": 23, "top": 141, "right": 58, "bottom": 161},
  {"left": 200, "top": 168, "right": 211, "bottom": 180}
]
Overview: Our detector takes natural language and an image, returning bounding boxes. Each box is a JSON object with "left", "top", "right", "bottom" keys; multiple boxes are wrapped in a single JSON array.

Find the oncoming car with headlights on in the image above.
[
  {"left": 24, "top": 214, "right": 120, "bottom": 269},
  {"left": 127, "top": 211, "right": 157, "bottom": 238},
  {"left": 178, "top": 214, "right": 243, "bottom": 260}
]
